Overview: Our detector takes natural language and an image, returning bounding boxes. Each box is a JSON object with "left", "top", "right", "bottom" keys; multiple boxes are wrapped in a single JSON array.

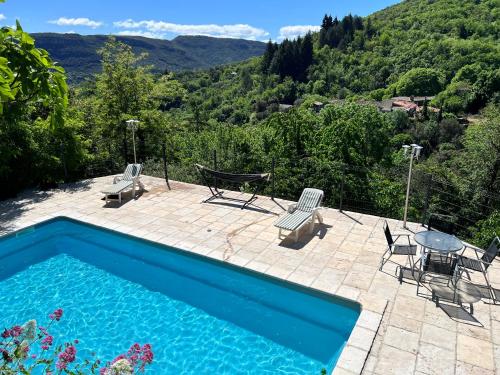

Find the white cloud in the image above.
[
  {"left": 0, "top": 14, "right": 6, "bottom": 21},
  {"left": 49, "top": 17, "right": 103, "bottom": 29},
  {"left": 113, "top": 19, "right": 268, "bottom": 40},
  {"left": 116, "top": 30, "right": 166, "bottom": 39},
  {"left": 278, "top": 25, "right": 320, "bottom": 40}
]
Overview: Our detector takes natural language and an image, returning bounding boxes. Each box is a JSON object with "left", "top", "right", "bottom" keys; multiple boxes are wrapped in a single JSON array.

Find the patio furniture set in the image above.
[
  {"left": 380, "top": 220, "right": 500, "bottom": 316},
  {"left": 100, "top": 164, "right": 325, "bottom": 243}
]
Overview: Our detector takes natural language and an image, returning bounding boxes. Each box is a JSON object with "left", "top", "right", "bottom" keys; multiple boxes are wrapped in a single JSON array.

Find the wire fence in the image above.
[{"left": 73, "top": 140, "right": 499, "bottom": 239}]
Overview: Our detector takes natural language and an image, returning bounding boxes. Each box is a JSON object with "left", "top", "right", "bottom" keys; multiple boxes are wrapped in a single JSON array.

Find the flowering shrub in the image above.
[{"left": 0, "top": 309, "right": 153, "bottom": 374}]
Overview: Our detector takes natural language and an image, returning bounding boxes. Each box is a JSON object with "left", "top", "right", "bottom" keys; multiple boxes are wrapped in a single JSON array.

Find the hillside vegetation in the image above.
[
  {"left": 1, "top": 0, "right": 499, "bottom": 246},
  {"left": 32, "top": 33, "right": 266, "bottom": 83}
]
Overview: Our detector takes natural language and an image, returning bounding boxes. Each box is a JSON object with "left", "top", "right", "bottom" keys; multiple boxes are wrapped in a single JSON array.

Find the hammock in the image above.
[{"left": 195, "top": 164, "right": 270, "bottom": 209}]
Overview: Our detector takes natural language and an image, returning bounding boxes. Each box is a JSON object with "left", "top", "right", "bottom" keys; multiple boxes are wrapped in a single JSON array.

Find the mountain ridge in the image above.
[{"left": 32, "top": 33, "right": 266, "bottom": 83}]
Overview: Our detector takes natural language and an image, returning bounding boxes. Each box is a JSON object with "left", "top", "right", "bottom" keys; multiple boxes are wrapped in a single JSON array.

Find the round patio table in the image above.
[{"left": 414, "top": 231, "right": 463, "bottom": 254}]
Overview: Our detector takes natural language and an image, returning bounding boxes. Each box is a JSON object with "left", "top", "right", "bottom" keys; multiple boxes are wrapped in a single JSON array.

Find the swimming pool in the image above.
[{"left": 0, "top": 217, "right": 360, "bottom": 374}]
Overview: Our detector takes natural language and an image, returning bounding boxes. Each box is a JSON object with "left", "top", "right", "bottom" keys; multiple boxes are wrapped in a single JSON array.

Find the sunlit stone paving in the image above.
[{"left": 1, "top": 175, "right": 499, "bottom": 374}]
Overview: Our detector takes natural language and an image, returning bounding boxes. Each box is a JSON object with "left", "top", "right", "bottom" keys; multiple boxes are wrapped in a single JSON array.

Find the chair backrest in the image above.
[
  {"left": 296, "top": 188, "right": 324, "bottom": 212},
  {"left": 122, "top": 164, "right": 142, "bottom": 181},
  {"left": 383, "top": 220, "right": 394, "bottom": 246},
  {"left": 426, "top": 213, "right": 456, "bottom": 235},
  {"left": 481, "top": 236, "right": 500, "bottom": 269}
]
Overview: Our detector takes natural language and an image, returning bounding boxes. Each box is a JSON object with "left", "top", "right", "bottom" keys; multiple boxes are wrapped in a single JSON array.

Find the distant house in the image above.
[
  {"left": 392, "top": 100, "right": 418, "bottom": 115},
  {"left": 312, "top": 101, "right": 324, "bottom": 112},
  {"left": 375, "top": 100, "right": 394, "bottom": 112},
  {"left": 390, "top": 96, "right": 435, "bottom": 105},
  {"left": 324, "top": 95, "right": 437, "bottom": 117},
  {"left": 278, "top": 104, "right": 293, "bottom": 112}
]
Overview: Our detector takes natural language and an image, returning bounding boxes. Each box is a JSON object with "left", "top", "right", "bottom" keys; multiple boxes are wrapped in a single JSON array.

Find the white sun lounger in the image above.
[
  {"left": 274, "top": 188, "right": 324, "bottom": 242},
  {"left": 102, "top": 164, "right": 142, "bottom": 204}
]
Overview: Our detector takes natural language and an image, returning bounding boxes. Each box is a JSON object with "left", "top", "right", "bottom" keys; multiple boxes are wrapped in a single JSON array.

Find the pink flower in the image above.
[
  {"left": 39, "top": 326, "right": 48, "bottom": 336},
  {"left": 49, "top": 308, "right": 63, "bottom": 321},
  {"left": 111, "top": 354, "right": 127, "bottom": 364},
  {"left": 42, "top": 335, "right": 53, "bottom": 346},
  {"left": 56, "top": 344, "right": 77, "bottom": 370},
  {"left": 41, "top": 345, "right": 49, "bottom": 350},
  {"left": 1, "top": 329, "right": 10, "bottom": 338},
  {"left": 10, "top": 325, "right": 23, "bottom": 337},
  {"left": 31, "top": 354, "right": 37, "bottom": 359},
  {"left": 56, "top": 361, "right": 67, "bottom": 370},
  {"left": 74, "top": 339, "right": 79, "bottom": 344}
]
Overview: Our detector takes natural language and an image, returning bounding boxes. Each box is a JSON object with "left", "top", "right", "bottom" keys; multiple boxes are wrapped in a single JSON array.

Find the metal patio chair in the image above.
[
  {"left": 379, "top": 220, "right": 417, "bottom": 274},
  {"left": 457, "top": 236, "right": 500, "bottom": 302}
]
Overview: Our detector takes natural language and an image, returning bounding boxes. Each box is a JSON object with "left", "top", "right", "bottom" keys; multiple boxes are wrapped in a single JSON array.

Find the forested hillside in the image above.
[
  {"left": 32, "top": 33, "right": 266, "bottom": 83},
  {"left": 1, "top": 0, "right": 499, "bottom": 246}
]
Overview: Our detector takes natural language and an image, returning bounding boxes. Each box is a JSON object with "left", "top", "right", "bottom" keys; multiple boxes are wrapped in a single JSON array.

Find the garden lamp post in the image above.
[
  {"left": 125, "top": 119, "right": 140, "bottom": 164},
  {"left": 402, "top": 143, "right": 423, "bottom": 229}
]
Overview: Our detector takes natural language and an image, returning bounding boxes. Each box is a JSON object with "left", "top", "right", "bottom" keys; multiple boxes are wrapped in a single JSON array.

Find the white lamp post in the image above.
[
  {"left": 125, "top": 119, "right": 140, "bottom": 164},
  {"left": 402, "top": 143, "right": 423, "bottom": 229}
]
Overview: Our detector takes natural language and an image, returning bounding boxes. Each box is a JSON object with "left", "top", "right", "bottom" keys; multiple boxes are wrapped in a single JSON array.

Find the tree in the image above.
[
  {"left": 260, "top": 40, "right": 277, "bottom": 74},
  {"left": 0, "top": 21, "right": 68, "bottom": 126},
  {"left": 395, "top": 68, "right": 445, "bottom": 96},
  {"left": 92, "top": 37, "right": 156, "bottom": 164},
  {"left": 0, "top": 20, "right": 74, "bottom": 197},
  {"left": 460, "top": 104, "right": 500, "bottom": 208},
  {"left": 298, "top": 33, "right": 313, "bottom": 81}
]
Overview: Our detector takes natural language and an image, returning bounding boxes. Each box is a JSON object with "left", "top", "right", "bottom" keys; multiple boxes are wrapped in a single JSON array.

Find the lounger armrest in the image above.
[{"left": 287, "top": 203, "right": 297, "bottom": 214}]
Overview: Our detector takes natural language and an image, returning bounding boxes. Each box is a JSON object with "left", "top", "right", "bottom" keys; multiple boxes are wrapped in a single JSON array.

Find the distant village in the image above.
[{"left": 280, "top": 95, "right": 440, "bottom": 117}]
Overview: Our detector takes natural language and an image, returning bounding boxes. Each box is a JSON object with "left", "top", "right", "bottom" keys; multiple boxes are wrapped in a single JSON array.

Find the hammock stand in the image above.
[{"left": 195, "top": 163, "right": 270, "bottom": 209}]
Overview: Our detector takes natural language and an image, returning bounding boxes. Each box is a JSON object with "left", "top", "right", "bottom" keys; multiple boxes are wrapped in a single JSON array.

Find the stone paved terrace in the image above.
[{"left": 1, "top": 175, "right": 500, "bottom": 375}]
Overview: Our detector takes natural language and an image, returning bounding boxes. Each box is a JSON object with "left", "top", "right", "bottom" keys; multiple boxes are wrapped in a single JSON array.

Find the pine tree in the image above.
[
  {"left": 365, "top": 18, "right": 376, "bottom": 38},
  {"left": 299, "top": 33, "right": 313, "bottom": 81},
  {"left": 321, "top": 14, "right": 334, "bottom": 29},
  {"left": 261, "top": 40, "right": 277, "bottom": 74},
  {"left": 422, "top": 98, "right": 429, "bottom": 120},
  {"left": 319, "top": 14, "right": 334, "bottom": 47}
]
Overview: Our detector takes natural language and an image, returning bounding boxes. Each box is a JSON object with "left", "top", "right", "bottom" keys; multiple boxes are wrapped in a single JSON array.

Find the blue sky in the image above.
[{"left": 0, "top": 0, "right": 400, "bottom": 41}]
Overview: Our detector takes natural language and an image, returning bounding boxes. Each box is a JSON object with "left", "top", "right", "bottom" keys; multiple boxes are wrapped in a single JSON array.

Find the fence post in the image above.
[
  {"left": 339, "top": 164, "right": 345, "bottom": 212},
  {"left": 162, "top": 142, "right": 171, "bottom": 190},
  {"left": 422, "top": 174, "right": 433, "bottom": 226},
  {"left": 213, "top": 149, "right": 218, "bottom": 190},
  {"left": 271, "top": 157, "right": 275, "bottom": 200},
  {"left": 60, "top": 142, "right": 68, "bottom": 181}
]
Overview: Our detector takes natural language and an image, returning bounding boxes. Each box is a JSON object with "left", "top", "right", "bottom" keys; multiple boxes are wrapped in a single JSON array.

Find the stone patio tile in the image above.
[
  {"left": 420, "top": 323, "right": 456, "bottom": 351},
  {"left": 388, "top": 313, "right": 422, "bottom": 334},
  {"left": 456, "top": 361, "right": 494, "bottom": 375},
  {"left": 337, "top": 285, "right": 362, "bottom": 301},
  {"left": 357, "top": 309, "right": 382, "bottom": 332},
  {"left": 336, "top": 345, "right": 367, "bottom": 374},
  {"left": 332, "top": 367, "right": 357, "bottom": 375},
  {"left": 457, "top": 334, "right": 494, "bottom": 370},
  {"left": 349, "top": 326, "right": 377, "bottom": 351},
  {"left": 344, "top": 270, "right": 374, "bottom": 291},
  {"left": 374, "top": 344, "right": 416, "bottom": 375},
  {"left": 358, "top": 293, "right": 388, "bottom": 315},
  {"left": 393, "top": 295, "right": 426, "bottom": 321},
  {"left": 383, "top": 326, "right": 420, "bottom": 354},
  {"left": 416, "top": 343, "right": 454, "bottom": 375}
]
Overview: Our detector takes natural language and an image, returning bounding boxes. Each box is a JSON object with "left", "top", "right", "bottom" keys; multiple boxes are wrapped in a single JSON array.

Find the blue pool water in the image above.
[{"left": 0, "top": 217, "right": 360, "bottom": 374}]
